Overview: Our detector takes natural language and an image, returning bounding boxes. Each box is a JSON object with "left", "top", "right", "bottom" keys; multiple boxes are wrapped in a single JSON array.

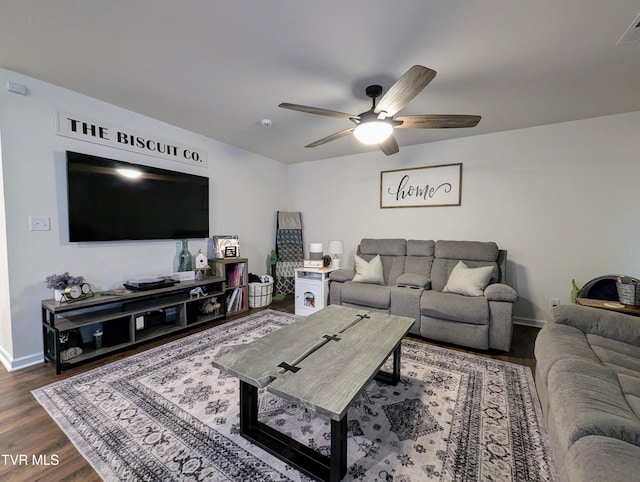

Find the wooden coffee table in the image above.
[{"left": 212, "top": 305, "right": 414, "bottom": 482}]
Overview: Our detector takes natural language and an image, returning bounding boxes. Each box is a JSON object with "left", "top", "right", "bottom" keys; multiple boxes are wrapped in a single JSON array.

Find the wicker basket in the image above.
[
  {"left": 248, "top": 281, "right": 274, "bottom": 308},
  {"left": 617, "top": 279, "right": 640, "bottom": 306}
]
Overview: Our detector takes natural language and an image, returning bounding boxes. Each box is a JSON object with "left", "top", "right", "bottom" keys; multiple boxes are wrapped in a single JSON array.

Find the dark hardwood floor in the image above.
[{"left": 0, "top": 295, "right": 539, "bottom": 481}]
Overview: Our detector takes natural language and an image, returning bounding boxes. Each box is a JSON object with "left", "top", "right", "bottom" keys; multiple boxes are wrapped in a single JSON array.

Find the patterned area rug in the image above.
[{"left": 33, "top": 310, "right": 558, "bottom": 481}]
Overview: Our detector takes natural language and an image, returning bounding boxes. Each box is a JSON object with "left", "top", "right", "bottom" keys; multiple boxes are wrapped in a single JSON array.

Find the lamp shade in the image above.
[
  {"left": 327, "top": 240, "right": 344, "bottom": 269},
  {"left": 309, "top": 242, "right": 323, "bottom": 260},
  {"left": 327, "top": 240, "right": 344, "bottom": 255}
]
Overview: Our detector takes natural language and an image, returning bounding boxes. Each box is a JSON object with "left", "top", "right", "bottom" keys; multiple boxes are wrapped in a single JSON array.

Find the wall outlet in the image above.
[{"left": 549, "top": 298, "right": 560, "bottom": 308}]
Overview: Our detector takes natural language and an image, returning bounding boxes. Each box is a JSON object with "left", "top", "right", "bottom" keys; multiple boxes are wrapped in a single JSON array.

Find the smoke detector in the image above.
[{"left": 260, "top": 118, "right": 273, "bottom": 127}]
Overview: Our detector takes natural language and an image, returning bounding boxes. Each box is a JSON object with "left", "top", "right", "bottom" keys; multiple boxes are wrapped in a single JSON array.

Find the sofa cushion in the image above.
[
  {"left": 553, "top": 304, "right": 640, "bottom": 347},
  {"left": 421, "top": 290, "right": 489, "bottom": 325},
  {"left": 329, "top": 268, "right": 355, "bottom": 283},
  {"left": 435, "top": 240, "right": 499, "bottom": 261},
  {"left": 565, "top": 435, "right": 640, "bottom": 482},
  {"left": 342, "top": 281, "right": 391, "bottom": 310},
  {"left": 587, "top": 333, "right": 640, "bottom": 377},
  {"left": 358, "top": 239, "right": 409, "bottom": 285},
  {"left": 403, "top": 240, "right": 435, "bottom": 279},
  {"left": 396, "top": 273, "right": 430, "bottom": 289},
  {"left": 442, "top": 261, "right": 493, "bottom": 296},
  {"left": 431, "top": 240, "right": 499, "bottom": 291},
  {"left": 353, "top": 254, "right": 384, "bottom": 285},
  {"left": 534, "top": 323, "right": 601, "bottom": 382},
  {"left": 359, "top": 238, "right": 406, "bottom": 256},
  {"left": 404, "top": 255, "right": 433, "bottom": 277},
  {"left": 548, "top": 357, "right": 640, "bottom": 451},
  {"left": 619, "top": 373, "right": 640, "bottom": 420},
  {"left": 407, "top": 239, "right": 435, "bottom": 257}
]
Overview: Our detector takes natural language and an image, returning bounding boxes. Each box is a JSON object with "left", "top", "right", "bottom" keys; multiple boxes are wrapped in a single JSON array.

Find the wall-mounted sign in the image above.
[
  {"left": 55, "top": 110, "right": 208, "bottom": 167},
  {"left": 380, "top": 163, "right": 462, "bottom": 208}
]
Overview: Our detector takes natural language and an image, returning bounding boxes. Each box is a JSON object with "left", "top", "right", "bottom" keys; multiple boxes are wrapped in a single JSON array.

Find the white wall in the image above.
[
  {"left": 288, "top": 111, "right": 640, "bottom": 324},
  {"left": 2, "top": 67, "right": 638, "bottom": 370},
  {"left": 0, "top": 131, "right": 12, "bottom": 365},
  {"left": 0, "top": 69, "right": 288, "bottom": 370}
]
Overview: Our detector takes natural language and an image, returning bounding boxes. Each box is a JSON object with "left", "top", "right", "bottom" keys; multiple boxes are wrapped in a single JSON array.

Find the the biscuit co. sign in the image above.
[{"left": 55, "top": 110, "right": 208, "bottom": 167}]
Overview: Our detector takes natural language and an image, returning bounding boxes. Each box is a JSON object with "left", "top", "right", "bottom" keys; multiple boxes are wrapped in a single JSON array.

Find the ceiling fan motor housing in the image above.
[{"left": 365, "top": 84, "right": 383, "bottom": 99}]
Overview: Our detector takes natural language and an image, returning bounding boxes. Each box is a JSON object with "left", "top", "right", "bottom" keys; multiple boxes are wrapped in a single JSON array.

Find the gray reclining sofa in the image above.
[
  {"left": 535, "top": 304, "right": 640, "bottom": 482},
  {"left": 329, "top": 238, "right": 517, "bottom": 351}
]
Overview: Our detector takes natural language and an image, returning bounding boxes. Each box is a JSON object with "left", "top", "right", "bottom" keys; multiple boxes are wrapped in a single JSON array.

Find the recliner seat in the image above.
[{"left": 330, "top": 238, "right": 517, "bottom": 350}]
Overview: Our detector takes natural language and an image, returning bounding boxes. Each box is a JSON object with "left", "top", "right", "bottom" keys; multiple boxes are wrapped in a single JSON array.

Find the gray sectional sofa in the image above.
[
  {"left": 535, "top": 304, "right": 640, "bottom": 482},
  {"left": 329, "top": 238, "right": 518, "bottom": 351}
]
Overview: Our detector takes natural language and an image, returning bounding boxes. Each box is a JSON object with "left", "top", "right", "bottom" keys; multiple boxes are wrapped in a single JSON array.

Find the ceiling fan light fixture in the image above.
[
  {"left": 280, "top": 66, "right": 479, "bottom": 155},
  {"left": 353, "top": 119, "right": 393, "bottom": 145}
]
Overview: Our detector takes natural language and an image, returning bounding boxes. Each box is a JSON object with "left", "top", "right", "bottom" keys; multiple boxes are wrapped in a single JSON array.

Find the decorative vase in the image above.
[
  {"left": 54, "top": 289, "right": 63, "bottom": 302},
  {"left": 178, "top": 239, "right": 193, "bottom": 271}
]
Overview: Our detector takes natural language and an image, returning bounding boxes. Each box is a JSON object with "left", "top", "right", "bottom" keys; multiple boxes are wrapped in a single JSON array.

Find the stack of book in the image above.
[{"left": 226, "top": 287, "right": 244, "bottom": 312}]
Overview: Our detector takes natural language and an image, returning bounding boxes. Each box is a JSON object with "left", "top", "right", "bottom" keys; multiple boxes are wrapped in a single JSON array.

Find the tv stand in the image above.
[{"left": 42, "top": 277, "right": 225, "bottom": 374}]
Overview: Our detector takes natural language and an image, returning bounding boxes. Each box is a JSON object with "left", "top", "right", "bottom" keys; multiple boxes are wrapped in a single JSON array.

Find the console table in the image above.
[
  {"left": 576, "top": 297, "right": 640, "bottom": 316},
  {"left": 42, "top": 277, "right": 225, "bottom": 374}
]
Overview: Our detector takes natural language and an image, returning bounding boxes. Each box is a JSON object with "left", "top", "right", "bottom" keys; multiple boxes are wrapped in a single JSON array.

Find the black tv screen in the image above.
[{"left": 66, "top": 151, "right": 209, "bottom": 242}]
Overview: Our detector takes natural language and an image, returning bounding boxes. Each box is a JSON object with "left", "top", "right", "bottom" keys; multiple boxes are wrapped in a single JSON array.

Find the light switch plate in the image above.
[
  {"left": 6, "top": 81, "right": 28, "bottom": 95},
  {"left": 29, "top": 216, "right": 50, "bottom": 231}
]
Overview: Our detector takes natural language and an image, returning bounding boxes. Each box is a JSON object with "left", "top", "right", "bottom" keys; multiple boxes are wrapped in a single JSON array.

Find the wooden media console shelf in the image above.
[{"left": 42, "top": 277, "right": 225, "bottom": 374}]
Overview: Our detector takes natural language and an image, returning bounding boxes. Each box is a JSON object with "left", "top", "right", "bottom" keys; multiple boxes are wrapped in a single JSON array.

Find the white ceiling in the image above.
[{"left": 1, "top": 1, "right": 639, "bottom": 164}]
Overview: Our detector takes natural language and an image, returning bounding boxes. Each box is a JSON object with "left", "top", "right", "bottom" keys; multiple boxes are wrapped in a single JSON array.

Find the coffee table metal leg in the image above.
[
  {"left": 239, "top": 380, "right": 347, "bottom": 481},
  {"left": 374, "top": 342, "right": 402, "bottom": 385},
  {"left": 331, "top": 416, "right": 348, "bottom": 481},
  {"left": 239, "top": 379, "right": 259, "bottom": 433}
]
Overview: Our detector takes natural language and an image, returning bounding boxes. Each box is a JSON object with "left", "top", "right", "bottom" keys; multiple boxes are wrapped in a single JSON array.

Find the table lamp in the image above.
[
  {"left": 309, "top": 243, "right": 324, "bottom": 260},
  {"left": 327, "top": 240, "right": 344, "bottom": 269}
]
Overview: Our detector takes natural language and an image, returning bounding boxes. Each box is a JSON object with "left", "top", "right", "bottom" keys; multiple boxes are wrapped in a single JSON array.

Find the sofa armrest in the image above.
[
  {"left": 329, "top": 269, "right": 355, "bottom": 283},
  {"left": 396, "top": 273, "right": 431, "bottom": 289},
  {"left": 553, "top": 304, "right": 640, "bottom": 347},
  {"left": 484, "top": 283, "right": 518, "bottom": 302}
]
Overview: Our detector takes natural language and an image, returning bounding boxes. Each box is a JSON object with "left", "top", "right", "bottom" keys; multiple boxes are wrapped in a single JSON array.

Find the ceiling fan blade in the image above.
[
  {"left": 379, "top": 135, "right": 399, "bottom": 156},
  {"left": 279, "top": 103, "right": 357, "bottom": 120},
  {"left": 305, "top": 128, "right": 355, "bottom": 148},
  {"left": 395, "top": 114, "right": 481, "bottom": 129},
  {"left": 374, "top": 65, "right": 437, "bottom": 117}
]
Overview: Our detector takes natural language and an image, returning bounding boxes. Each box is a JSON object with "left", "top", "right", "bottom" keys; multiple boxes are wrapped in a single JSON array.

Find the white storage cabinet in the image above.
[{"left": 294, "top": 268, "right": 335, "bottom": 316}]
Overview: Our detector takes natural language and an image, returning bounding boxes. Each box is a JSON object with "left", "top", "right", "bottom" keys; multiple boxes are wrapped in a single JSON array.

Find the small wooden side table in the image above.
[{"left": 576, "top": 297, "right": 640, "bottom": 316}]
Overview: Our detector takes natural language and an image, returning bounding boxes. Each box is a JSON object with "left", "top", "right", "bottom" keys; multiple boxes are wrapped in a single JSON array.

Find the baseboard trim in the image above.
[
  {"left": 513, "top": 317, "right": 546, "bottom": 328},
  {"left": 0, "top": 346, "right": 44, "bottom": 372},
  {"left": 0, "top": 344, "right": 11, "bottom": 372}
]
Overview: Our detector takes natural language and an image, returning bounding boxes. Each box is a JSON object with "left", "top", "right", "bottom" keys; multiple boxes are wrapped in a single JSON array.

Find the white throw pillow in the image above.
[
  {"left": 353, "top": 255, "right": 385, "bottom": 285},
  {"left": 443, "top": 261, "right": 493, "bottom": 296}
]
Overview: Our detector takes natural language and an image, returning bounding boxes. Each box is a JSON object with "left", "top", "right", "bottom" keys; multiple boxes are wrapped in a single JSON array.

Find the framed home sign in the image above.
[{"left": 380, "top": 163, "right": 462, "bottom": 208}]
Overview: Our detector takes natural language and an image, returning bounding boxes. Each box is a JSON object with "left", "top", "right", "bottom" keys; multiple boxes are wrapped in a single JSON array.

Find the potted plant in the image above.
[{"left": 46, "top": 272, "right": 85, "bottom": 301}]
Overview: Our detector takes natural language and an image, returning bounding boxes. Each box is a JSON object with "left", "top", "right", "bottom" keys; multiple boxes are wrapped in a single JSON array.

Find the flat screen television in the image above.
[{"left": 66, "top": 151, "right": 209, "bottom": 242}]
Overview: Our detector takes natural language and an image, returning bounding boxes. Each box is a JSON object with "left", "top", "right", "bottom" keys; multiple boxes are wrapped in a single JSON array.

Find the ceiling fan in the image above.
[{"left": 279, "top": 65, "right": 481, "bottom": 156}]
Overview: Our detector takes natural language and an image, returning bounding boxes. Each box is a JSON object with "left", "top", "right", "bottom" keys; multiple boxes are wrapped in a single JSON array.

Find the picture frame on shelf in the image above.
[
  {"left": 212, "top": 235, "right": 240, "bottom": 258},
  {"left": 303, "top": 259, "right": 323, "bottom": 268},
  {"left": 224, "top": 245, "right": 239, "bottom": 258}
]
